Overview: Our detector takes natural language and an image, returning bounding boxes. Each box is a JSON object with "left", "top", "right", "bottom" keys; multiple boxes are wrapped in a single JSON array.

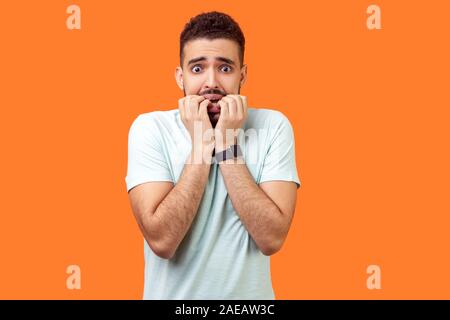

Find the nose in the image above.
[{"left": 204, "top": 67, "right": 219, "bottom": 89}]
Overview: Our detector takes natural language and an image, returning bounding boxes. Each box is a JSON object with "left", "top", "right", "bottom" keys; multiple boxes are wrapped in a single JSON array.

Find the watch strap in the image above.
[{"left": 214, "top": 144, "right": 242, "bottom": 163}]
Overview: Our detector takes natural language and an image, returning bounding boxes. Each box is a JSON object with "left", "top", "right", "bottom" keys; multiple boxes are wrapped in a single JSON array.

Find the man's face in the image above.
[{"left": 175, "top": 38, "right": 247, "bottom": 126}]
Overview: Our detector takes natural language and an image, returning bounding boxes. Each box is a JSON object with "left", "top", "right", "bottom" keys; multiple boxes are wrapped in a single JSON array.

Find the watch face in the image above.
[
  {"left": 225, "top": 147, "right": 234, "bottom": 159},
  {"left": 214, "top": 145, "right": 233, "bottom": 163},
  {"left": 215, "top": 145, "right": 242, "bottom": 163}
]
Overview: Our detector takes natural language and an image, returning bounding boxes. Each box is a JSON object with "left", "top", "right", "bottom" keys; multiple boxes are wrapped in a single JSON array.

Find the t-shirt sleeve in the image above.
[
  {"left": 258, "top": 112, "right": 301, "bottom": 189},
  {"left": 125, "top": 114, "right": 174, "bottom": 193}
]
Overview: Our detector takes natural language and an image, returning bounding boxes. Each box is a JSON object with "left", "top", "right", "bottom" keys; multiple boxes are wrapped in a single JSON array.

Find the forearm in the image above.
[
  {"left": 219, "top": 161, "right": 288, "bottom": 255},
  {"left": 145, "top": 152, "right": 211, "bottom": 258}
]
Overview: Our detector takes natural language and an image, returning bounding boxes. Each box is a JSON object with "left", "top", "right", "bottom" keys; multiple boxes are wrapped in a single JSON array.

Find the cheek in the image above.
[
  {"left": 223, "top": 76, "right": 241, "bottom": 92},
  {"left": 183, "top": 81, "right": 201, "bottom": 95},
  {"left": 183, "top": 76, "right": 204, "bottom": 93}
]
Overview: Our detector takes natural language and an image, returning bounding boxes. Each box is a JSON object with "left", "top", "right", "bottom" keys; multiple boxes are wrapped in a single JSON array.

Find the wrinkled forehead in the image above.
[{"left": 182, "top": 38, "right": 240, "bottom": 67}]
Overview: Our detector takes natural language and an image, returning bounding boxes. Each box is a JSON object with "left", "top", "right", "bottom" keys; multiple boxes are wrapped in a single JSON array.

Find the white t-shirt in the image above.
[{"left": 126, "top": 107, "right": 301, "bottom": 299}]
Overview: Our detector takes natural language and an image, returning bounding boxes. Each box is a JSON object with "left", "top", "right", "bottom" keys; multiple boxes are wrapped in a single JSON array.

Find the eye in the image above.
[
  {"left": 191, "top": 65, "right": 202, "bottom": 73},
  {"left": 220, "top": 65, "right": 233, "bottom": 73}
]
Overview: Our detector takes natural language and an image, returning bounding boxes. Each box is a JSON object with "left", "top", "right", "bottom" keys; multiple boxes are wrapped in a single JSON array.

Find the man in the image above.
[{"left": 125, "top": 11, "right": 301, "bottom": 299}]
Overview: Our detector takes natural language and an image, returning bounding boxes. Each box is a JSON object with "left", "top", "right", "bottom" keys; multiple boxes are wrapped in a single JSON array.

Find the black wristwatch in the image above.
[{"left": 214, "top": 144, "right": 243, "bottom": 163}]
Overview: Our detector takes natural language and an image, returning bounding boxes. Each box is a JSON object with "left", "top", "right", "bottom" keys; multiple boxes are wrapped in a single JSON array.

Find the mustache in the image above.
[{"left": 198, "top": 89, "right": 227, "bottom": 96}]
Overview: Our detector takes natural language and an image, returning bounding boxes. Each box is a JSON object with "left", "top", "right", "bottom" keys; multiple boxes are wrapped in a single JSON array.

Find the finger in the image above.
[
  {"left": 223, "top": 96, "right": 237, "bottom": 119},
  {"left": 188, "top": 95, "right": 205, "bottom": 116},
  {"left": 218, "top": 99, "right": 228, "bottom": 120},
  {"left": 185, "top": 95, "right": 192, "bottom": 119},
  {"left": 240, "top": 95, "right": 248, "bottom": 119},
  {"left": 187, "top": 95, "right": 206, "bottom": 103},
  {"left": 189, "top": 94, "right": 205, "bottom": 99},
  {"left": 178, "top": 98, "right": 186, "bottom": 119},
  {"left": 198, "top": 99, "right": 210, "bottom": 119},
  {"left": 230, "top": 95, "right": 243, "bottom": 120}
]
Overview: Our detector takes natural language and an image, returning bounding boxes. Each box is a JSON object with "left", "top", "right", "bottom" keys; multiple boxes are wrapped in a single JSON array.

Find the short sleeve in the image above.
[
  {"left": 259, "top": 113, "right": 301, "bottom": 189},
  {"left": 125, "top": 114, "right": 174, "bottom": 193}
]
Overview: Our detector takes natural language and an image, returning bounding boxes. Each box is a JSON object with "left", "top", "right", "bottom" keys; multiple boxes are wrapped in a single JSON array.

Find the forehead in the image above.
[{"left": 183, "top": 38, "right": 239, "bottom": 65}]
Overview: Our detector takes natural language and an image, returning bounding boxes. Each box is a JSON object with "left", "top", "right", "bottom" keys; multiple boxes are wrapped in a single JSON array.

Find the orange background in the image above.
[{"left": 1, "top": 0, "right": 449, "bottom": 299}]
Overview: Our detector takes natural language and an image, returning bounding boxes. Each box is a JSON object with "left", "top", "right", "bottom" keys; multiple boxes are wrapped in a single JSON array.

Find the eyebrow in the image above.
[{"left": 187, "top": 56, "right": 236, "bottom": 66}]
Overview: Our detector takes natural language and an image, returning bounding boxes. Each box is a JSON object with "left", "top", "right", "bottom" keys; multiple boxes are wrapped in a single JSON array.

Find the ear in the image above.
[
  {"left": 240, "top": 64, "right": 248, "bottom": 87},
  {"left": 175, "top": 66, "right": 184, "bottom": 91}
]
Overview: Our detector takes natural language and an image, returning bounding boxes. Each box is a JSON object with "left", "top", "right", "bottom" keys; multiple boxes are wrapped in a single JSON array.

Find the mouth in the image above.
[
  {"left": 207, "top": 102, "right": 221, "bottom": 120},
  {"left": 203, "top": 93, "right": 224, "bottom": 101},
  {"left": 201, "top": 93, "right": 224, "bottom": 121},
  {"left": 206, "top": 98, "right": 223, "bottom": 115}
]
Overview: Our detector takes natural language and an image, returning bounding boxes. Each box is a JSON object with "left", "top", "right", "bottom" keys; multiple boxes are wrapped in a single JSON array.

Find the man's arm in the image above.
[
  {"left": 127, "top": 95, "right": 214, "bottom": 260},
  {"left": 128, "top": 154, "right": 211, "bottom": 260},
  {"left": 215, "top": 94, "right": 298, "bottom": 256},
  {"left": 219, "top": 160, "right": 297, "bottom": 256}
]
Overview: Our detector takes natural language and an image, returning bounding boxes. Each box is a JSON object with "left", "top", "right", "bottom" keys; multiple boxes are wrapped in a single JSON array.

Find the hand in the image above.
[
  {"left": 215, "top": 95, "right": 248, "bottom": 152},
  {"left": 178, "top": 95, "right": 215, "bottom": 163}
]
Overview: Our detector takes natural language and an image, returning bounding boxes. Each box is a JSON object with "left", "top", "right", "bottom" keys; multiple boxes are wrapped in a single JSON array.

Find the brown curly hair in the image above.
[{"left": 179, "top": 11, "right": 245, "bottom": 67}]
